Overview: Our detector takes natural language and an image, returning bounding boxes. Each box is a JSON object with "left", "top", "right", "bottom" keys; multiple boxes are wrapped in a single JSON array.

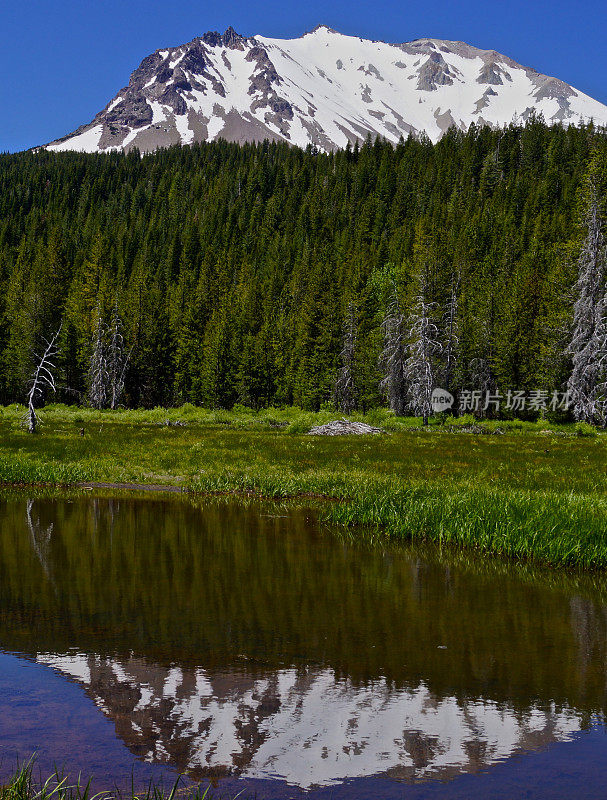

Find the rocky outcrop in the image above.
[
  {"left": 307, "top": 419, "right": 385, "bottom": 435},
  {"left": 477, "top": 61, "right": 510, "bottom": 85},
  {"left": 103, "top": 96, "right": 153, "bottom": 129},
  {"left": 416, "top": 52, "right": 457, "bottom": 90}
]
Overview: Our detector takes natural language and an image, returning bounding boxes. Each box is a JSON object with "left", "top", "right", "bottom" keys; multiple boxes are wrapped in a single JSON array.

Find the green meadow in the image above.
[{"left": 1, "top": 403, "right": 606, "bottom": 569}]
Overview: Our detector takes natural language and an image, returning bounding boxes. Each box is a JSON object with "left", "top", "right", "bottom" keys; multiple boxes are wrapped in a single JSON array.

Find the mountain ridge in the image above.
[{"left": 43, "top": 25, "right": 607, "bottom": 153}]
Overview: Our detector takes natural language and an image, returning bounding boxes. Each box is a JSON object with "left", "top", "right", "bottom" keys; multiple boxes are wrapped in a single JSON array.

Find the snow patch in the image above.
[{"left": 46, "top": 125, "right": 104, "bottom": 153}]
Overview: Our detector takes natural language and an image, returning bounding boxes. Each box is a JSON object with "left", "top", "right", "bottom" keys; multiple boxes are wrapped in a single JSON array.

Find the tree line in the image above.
[{"left": 0, "top": 117, "right": 606, "bottom": 421}]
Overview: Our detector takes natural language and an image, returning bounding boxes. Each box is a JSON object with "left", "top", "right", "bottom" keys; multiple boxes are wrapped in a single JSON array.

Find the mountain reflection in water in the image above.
[
  {"left": 0, "top": 494, "right": 606, "bottom": 791},
  {"left": 36, "top": 652, "right": 583, "bottom": 787}
]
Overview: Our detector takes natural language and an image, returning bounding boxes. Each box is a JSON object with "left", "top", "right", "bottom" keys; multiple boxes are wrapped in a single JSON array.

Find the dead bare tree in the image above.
[
  {"left": 25, "top": 326, "right": 61, "bottom": 434},
  {"left": 443, "top": 274, "right": 460, "bottom": 395},
  {"left": 89, "top": 315, "right": 109, "bottom": 409},
  {"left": 334, "top": 302, "right": 358, "bottom": 413},
  {"left": 379, "top": 288, "right": 408, "bottom": 416},
  {"left": 107, "top": 307, "right": 130, "bottom": 409},
  {"left": 26, "top": 499, "right": 54, "bottom": 581},
  {"left": 404, "top": 292, "right": 442, "bottom": 425},
  {"left": 566, "top": 172, "right": 607, "bottom": 425},
  {"left": 88, "top": 305, "right": 130, "bottom": 409}
]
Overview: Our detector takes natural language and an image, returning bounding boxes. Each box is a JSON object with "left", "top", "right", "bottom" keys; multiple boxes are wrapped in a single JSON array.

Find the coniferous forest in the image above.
[{"left": 1, "top": 117, "right": 606, "bottom": 416}]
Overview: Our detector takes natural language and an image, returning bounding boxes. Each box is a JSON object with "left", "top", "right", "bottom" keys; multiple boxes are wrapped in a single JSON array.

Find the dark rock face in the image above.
[
  {"left": 160, "top": 85, "right": 187, "bottom": 115},
  {"left": 104, "top": 96, "right": 153, "bottom": 129},
  {"left": 246, "top": 46, "right": 293, "bottom": 123},
  {"left": 477, "top": 62, "right": 505, "bottom": 85},
  {"left": 156, "top": 67, "right": 172, "bottom": 84},
  {"left": 475, "top": 87, "right": 498, "bottom": 112},
  {"left": 181, "top": 45, "right": 207, "bottom": 73},
  {"left": 223, "top": 26, "right": 245, "bottom": 48},
  {"left": 533, "top": 76, "right": 575, "bottom": 102},
  {"left": 173, "top": 72, "right": 192, "bottom": 92},
  {"left": 133, "top": 52, "right": 163, "bottom": 79},
  {"left": 201, "top": 27, "right": 247, "bottom": 49},
  {"left": 270, "top": 98, "right": 294, "bottom": 116},
  {"left": 246, "top": 46, "right": 281, "bottom": 84},
  {"left": 417, "top": 52, "right": 456, "bottom": 91},
  {"left": 201, "top": 30, "right": 223, "bottom": 47}
]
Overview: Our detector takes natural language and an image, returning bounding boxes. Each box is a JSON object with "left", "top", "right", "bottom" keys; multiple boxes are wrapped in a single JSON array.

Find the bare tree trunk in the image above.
[
  {"left": 89, "top": 313, "right": 109, "bottom": 409},
  {"left": 443, "top": 274, "right": 460, "bottom": 396},
  {"left": 379, "top": 289, "right": 408, "bottom": 415},
  {"left": 334, "top": 302, "right": 358, "bottom": 413},
  {"left": 566, "top": 175, "right": 607, "bottom": 425},
  {"left": 26, "top": 326, "right": 61, "bottom": 434},
  {"left": 404, "top": 289, "right": 442, "bottom": 425},
  {"left": 89, "top": 303, "right": 130, "bottom": 410}
]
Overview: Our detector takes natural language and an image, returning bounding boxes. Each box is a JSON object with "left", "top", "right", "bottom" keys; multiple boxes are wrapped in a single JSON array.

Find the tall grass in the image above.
[
  {"left": 0, "top": 403, "right": 580, "bottom": 434},
  {"left": 0, "top": 762, "right": 231, "bottom": 800},
  {"left": 0, "top": 453, "right": 90, "bottom": 485},
  {"left": 327, "top": 484, "right": 607, "bottom": 569},
  {"left": 1, "top": 404, "right": 606, "bottom": 569}
]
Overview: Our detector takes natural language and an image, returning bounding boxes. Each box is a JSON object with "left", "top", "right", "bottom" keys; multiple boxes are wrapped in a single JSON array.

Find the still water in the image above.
[{"left": 0, "top": 492, "right": 606, "bottom": 798}]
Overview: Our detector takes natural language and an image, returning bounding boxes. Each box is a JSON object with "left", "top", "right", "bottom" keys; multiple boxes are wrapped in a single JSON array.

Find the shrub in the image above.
[{"left": 575, "top": 421, "right": 598, "bottom": 437}]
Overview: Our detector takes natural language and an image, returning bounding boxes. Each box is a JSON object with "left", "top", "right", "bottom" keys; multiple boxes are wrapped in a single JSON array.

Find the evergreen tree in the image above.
[{"left": 0, "top": 121, "right": 602, "bottom": 414}]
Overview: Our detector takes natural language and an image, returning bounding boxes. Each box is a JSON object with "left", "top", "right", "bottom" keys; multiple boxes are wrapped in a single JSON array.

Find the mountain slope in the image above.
[{"left": 44, "top": 25, "right": 607, "bottom": 153}]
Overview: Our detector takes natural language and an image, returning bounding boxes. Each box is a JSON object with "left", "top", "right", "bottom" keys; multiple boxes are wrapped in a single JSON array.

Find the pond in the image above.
[{"left": 0, "top": 492, "right": 606, "bottom": 798}]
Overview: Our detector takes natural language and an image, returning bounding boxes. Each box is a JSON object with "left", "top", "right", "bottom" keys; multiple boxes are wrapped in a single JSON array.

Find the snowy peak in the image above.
[{"left": 44, "top": 26, "right": 607, "bottom": 154}]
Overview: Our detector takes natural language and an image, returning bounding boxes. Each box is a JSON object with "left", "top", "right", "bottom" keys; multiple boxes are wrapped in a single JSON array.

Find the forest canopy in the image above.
[{"left": 0, "top": 118, "right": 606, "bottom": 417}]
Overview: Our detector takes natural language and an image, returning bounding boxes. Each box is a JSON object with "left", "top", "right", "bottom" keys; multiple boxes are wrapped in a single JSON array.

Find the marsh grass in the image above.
[
  {"left": 1, "top": 404, "right": 606, "bottom": 568},
  {"left": 0, "top": 762, "right": 236, "bottom": 800},
  {"left": 327, "top": 484, "right": 607, "bottom": 568}
]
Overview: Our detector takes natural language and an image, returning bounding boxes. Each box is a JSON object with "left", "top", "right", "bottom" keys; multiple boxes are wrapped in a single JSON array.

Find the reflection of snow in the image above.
[
  {"left": 39, "top": 652, "right": 90, "bottom": 684},
  {"left": 37, "top": 653, "right": 582, "bottom": 788}
]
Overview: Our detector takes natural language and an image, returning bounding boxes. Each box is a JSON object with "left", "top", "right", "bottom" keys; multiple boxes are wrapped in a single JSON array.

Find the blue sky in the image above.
[{"left": 1, "top": 0, "right": 606, "bottom": 153}]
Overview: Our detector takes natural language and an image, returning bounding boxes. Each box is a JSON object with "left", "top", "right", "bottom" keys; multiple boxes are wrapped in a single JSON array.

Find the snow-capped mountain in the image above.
[
  {"left": 37, "top": 651, "right": 583, "bottom": 787},
  {"left": 44, "top": 25, "right": 607, "bottom": 154}
]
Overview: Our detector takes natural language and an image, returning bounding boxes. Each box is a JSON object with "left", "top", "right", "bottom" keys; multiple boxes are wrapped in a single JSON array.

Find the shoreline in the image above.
[{"left": 1, "top": 405, "right": 606, "bottom": 571}]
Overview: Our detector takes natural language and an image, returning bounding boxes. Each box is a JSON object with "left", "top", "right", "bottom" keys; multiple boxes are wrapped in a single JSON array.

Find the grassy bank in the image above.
[
  {"left": 0, "top": 403, "right": 606, "bottom": 569},
  {"left": 0, "top": 763, "right": 223, "bottom": 800}
]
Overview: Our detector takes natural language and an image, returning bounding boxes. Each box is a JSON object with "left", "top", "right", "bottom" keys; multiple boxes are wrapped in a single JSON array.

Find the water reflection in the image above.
[
  {"left": 36, "top": 652, "right": 583, "bottom": 787},
  {"left": 0, "top": 494, "right": 606, "bottom": 790}
]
